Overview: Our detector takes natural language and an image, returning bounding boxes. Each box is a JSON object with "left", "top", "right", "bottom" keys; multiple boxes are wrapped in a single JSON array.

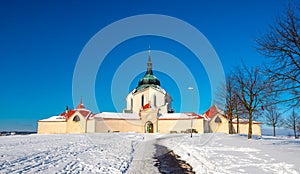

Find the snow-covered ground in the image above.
[
  {"left": 0, "top": 133, "right": 143, "bottom": 173},
  {"left": 0, "top": 133, "right": 299, "bottom": 174},
  {"left": 160, "top": 134, "right": 300, "bottom": 174}
]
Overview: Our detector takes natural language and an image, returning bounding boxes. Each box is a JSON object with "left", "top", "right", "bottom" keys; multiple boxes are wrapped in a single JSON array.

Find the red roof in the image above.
[
  {"left": 76, "top": 97, "right": 86, "bottom": 109},
  {"left": 77, "top": 110, "right": 91, "bottom": 117},
  {"left": 204, "top": 105, "right": 219, "bottom": 119},
  {"left": 59, "top": 109, "right": 91, "bottom": 120},
  {"left": 76, "top": 103, "right": 85, "bottom": 109},
  {"left": 59, "top": 110, "right": 76, "bottom": 119},
  {"left": 59, "top": 100, "right": 91, "bottom": 120},
  {"left": 184, "top": 112, "right": 204, "bottom": 119}
]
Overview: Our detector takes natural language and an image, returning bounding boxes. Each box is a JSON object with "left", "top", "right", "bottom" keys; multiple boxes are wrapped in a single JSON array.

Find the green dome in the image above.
[
  {"left": 137, "top": 72, "right": 161, "bottom": 89},
  {"left": 135, "top": 50, "right": 160, "bottom": 91}
]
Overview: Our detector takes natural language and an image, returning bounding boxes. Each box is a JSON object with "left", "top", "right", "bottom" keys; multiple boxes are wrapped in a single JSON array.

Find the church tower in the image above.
[{"left": 124, "top": 49, "right": 173, "bottom": 115}]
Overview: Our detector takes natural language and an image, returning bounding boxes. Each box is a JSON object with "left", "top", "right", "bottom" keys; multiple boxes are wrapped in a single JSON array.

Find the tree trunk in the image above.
[
  {"left": 229, "top": 113, "right": 233, "bottom": 134},
  {"left": 294, "top": 126, "right": 297, "bottom": 138},
  {"left": 248, "top": 111, "right": 253, "bottom": 139},
  {"left": 273, "top": 125, "right": 276, "bottom": 137},
  {"left": 237, "top": 115, "right": 239, "bottom": 134}
]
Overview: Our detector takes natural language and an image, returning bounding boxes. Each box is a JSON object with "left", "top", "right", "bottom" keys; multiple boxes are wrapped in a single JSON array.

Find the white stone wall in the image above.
[
  {"left": 124, "top": 86, "right": 172, "bottom": 115},
  {"left": 86, "top": 119, "right": 95, "bottom": 133}
]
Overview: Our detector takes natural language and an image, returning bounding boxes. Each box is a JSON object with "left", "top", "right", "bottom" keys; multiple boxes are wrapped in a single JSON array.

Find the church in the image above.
[{"left": 38, "top": 51, "right": 262, "bottom": 135}]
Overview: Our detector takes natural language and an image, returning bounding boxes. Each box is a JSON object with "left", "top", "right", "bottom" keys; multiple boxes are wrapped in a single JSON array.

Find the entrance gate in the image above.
[{"left": 145, "top": 121, "right": 153, "bottom": 133}]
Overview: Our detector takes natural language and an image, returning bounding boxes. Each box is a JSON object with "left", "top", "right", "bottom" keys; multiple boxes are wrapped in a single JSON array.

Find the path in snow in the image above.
[
  {"left": 126, "top": 133, "right": 195, "bottom": 174},
  {"left": 126, "top": 134, "right": 159, "bottom": 174},
  {"left": 154, "top": 144, "right": 195, "bottom": 174}
]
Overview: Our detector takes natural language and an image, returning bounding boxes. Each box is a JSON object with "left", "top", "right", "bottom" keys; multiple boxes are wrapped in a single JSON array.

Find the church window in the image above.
[
  {"left": 141, "top": 95, "right": 144, "bottom": 106},
  {"left": 215, "top": 116, "right": 222, "bottom": 123},
  {"left": 130, "top": 98, "right": 133, "bottom": 110},
  {"left": 73, "top": 115, "right": 80, "bottom": 122},
  {"left": 153, "top": 95, "right": 157, "bottom": 107}
]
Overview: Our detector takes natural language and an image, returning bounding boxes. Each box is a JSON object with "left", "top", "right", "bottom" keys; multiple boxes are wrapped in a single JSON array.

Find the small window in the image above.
[
  {"left": 73, "top": 115, "right": 80, "bottom": 122},
  {"left": 215, "top": 116, "right": 222, "bottom": 123},
  {"left": 141, "top": 95, "right": 144, "bottom": 106}
]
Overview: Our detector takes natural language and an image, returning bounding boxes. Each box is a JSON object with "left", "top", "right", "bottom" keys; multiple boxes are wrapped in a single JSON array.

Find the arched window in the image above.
[
  {"left": 153, "top": 95, "right": 156, "bottom": 107},
  {"left": 130, "top": 98, "right": 133, "bottom": 110},
  {"left": 215, "top": 116, "right": 222, "bottom": 123},
  {"left": 141, "top": 95, "right": 144, "bottom": 106},
  {"left": 73, "top": 115, "right": 80, "bottom": 122}
]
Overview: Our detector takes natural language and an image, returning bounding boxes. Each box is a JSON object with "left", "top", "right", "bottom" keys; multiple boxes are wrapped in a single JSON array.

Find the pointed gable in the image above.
[
  {"left": 58, "top": 100, "right": 92, "bottom": 120},
  {"left": 203, "top": 105, "right": 226, "bottom": 119},
  {"left": 204, "top": 105, "right": 219, "bottom": 119}
]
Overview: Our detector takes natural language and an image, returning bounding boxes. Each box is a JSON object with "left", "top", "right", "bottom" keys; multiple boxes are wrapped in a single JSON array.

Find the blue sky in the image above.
[{"left": 0, "top": 0, "right": 289, "bottom": 131}]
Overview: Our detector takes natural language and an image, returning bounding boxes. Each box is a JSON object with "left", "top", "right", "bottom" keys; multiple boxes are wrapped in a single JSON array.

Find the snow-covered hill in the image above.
[{"left": 0, "top": 133, "right": 299, "bottom": 173}]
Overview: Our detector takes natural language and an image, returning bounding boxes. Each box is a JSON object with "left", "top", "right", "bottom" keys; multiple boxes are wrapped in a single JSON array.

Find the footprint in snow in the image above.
[{"left": 239, "top": 169, "right": 245, "bottom": 172}]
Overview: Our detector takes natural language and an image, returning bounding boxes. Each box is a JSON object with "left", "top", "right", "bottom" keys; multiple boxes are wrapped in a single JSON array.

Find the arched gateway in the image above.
[{"left": 145, "top": 121, "right": 154, "bottom": 133}]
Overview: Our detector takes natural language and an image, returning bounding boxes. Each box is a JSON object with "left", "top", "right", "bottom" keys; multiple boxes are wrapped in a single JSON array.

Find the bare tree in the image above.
[
  {"left": 216, "top": 74, "right": 240, "bottom": 134},
  {"left": 224, "top": 75, "right": 236, "bottom": 134},
  {"left": 285, "top": 109, "right": 300, "bottom": 138},
  {"left": 234, "top": 65, "right": 268, "bottom": 139},
  {"left": 256, "top": 4, "right": 300, "bottom": 107},
  {"left": 264, "top": 105, "right": 283, "bottom": 136},
  {"left": 233, "top": 90, "right": 245, "bottom": 134}
]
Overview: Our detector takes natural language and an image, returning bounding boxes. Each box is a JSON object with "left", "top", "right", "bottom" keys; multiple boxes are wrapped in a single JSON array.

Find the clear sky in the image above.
[{"left": 0, "top": 0, "right": 289, "bottom": 131}]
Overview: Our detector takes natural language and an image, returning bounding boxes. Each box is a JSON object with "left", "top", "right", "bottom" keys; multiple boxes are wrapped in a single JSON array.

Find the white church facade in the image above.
[
  {"left": 38, "top": 51, "right": 261, "bottom": 135},
  {"left": 123, "top": 51, "right": 173, "bottom": 115}
]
